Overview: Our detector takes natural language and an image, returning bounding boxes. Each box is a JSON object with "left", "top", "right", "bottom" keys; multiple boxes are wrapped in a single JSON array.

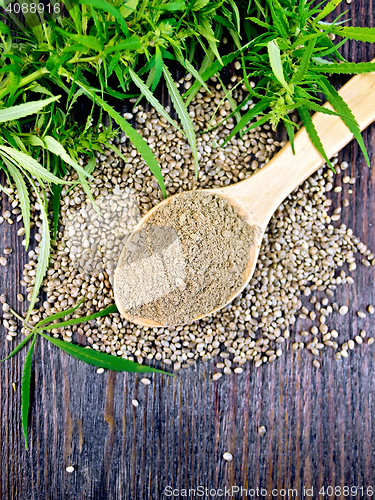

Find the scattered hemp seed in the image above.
[
  {"left": 348, "top": 340, "right": 355, "bottom": 350},
  {"left": 355, "top": 336, "right": 363, "bottom": 345},
  {"left": 258, "top": 426, "right": 267, "bottom": 436},
  {"left": 66, "top": 466, "right": 74, "bottom": 473},
  {"left": 311, "top": 326, "right": 319, "bottom": 336},
  {"left": 96, "top": 368, "right": 105, "bottom": 374},
  {"left": 0, "top": 257, "right": 7, "bottom": 266},
  {"left": 368, "top": 305, "right": 375, "bottom": 314},
  {"left": 223, "top": 452, "right": 233, "bottom": 461},
  {"left": 313, "top": 360, "right": 320, "bottom": 369},
  {"left": 360, "top": 330, "right": 367, "bottom": 338},
  {"left": 367, "top": 338, "right": 374, "bottom": 345},
  {"left": 212, "top": 373, "right": 222, "bottom": 381},
  {"left": 140, "top": 378, "right": 151, "bottom": 386},
  {"left": 132, "top": 399, "right": 139, "bottom": 408},
  {"left": 17, "top": 294, "right": 24, "bottom": 303},
  {"left": 339, "top": 306, "right": 349, "bottom": 316},
  {"left": 3, "top": 248, "right": 12, "bottom": 255},
  {"left": 357, "top": 311, "right": 366, "bottom": 318}
]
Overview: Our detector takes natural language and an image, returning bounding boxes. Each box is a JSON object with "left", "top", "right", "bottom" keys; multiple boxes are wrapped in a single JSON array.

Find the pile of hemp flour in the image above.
[{"left": 115, "top": 191, "right": 255, "bottom": 326}]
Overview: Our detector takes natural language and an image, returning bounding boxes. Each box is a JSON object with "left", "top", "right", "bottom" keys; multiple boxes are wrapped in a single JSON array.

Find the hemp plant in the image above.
[
  {"left": 1, "top": 298, "right": 173, "bottom": 450},
  {"left": 0, "top": 0, "right": 241, "bottom": 318},
  {"left": 219, "top": 0, "right": 375, "bottom": 169}
]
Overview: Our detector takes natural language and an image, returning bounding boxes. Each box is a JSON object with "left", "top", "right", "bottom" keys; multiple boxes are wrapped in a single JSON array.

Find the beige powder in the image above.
[{"left": 115, "top": 191, "right": 254, "bottom": 326}]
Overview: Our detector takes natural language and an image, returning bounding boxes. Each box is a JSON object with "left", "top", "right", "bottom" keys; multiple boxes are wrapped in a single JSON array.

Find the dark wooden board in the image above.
[{"left": 1, "top": 2, "right": 375, "bottom": 499}]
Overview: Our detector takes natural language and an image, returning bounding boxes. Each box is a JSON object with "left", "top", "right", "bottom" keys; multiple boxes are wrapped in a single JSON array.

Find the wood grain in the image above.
[{"left": 1, "top": 2, "right": 375, "bottom": 499}]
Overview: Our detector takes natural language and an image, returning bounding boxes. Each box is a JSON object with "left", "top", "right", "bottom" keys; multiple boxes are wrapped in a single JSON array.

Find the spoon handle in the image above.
[{"left": 221, "top": 66, "right": 375, "bottom": 228}]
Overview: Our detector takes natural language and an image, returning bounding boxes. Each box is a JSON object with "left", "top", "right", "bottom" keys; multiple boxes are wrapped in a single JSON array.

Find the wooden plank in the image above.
[{"left": 1, "top": 1, "right": 375, "bottom": 498}]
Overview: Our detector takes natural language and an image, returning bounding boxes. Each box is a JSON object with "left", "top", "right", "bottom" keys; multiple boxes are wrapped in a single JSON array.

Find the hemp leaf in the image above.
[
  {"left": 21, "top": 333, "right": 37, "bottom": 451},
  {"left": 39, "top": 332, "right": 169, "bottom": 374},
  {"left": 2, "top": 300, "right": 174, "bottom": 449}
]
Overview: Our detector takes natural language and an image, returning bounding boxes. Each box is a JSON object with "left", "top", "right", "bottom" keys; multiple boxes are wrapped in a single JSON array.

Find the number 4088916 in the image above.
[
  {"left": 5, "top": 2, "right": 60, "bottom": 14},
  {"left": 319, "top": 486, "right": 374, "bottom": 496}
]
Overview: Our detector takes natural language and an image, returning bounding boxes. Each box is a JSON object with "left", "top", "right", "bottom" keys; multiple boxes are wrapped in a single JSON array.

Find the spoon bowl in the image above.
[
  {"left": 113, "top": 188, "right": 264, "bottom": 327},
  {"left": 114, "top": 68, "right": 375, "bottom": 327}
]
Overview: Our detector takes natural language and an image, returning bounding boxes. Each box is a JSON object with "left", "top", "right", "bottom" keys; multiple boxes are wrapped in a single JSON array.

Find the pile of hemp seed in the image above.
[{"left": 1, "top": 69, "right": 374, "bottom": 378}]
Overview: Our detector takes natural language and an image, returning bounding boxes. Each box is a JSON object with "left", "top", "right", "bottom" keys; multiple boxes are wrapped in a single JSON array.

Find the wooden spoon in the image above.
[{"left": 114, "top": 69, "right": 375, "bottom": 327}]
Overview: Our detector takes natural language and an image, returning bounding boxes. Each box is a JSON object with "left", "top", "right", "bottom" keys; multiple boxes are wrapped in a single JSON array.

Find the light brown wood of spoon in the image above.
[{"left": 114, "top": 67, "right": 375, "bottom": 327}]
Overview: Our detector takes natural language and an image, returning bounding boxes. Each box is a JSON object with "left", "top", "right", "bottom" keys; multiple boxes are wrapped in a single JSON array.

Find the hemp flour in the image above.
[{"left": 115, "top": 191, "right": 255, "bottom": 326}]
